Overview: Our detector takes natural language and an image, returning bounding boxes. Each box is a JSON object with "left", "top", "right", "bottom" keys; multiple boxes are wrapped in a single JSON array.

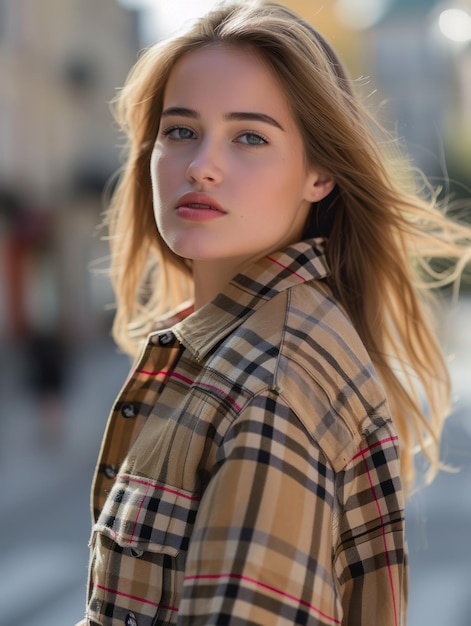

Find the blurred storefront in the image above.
[
  {"left": 286, "top": 0, "right": 471, "bottom": 183},
  {"left": 0, "top": 0, "right": 139, "bottom": 344},
  {"left": 2, "top": 0, "right": 470, "bottom": 346}
]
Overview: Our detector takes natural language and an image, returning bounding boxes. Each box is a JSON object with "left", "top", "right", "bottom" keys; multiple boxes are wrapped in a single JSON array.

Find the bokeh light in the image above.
[{"left": 439, "top": 8, "right": 471, "bottom": 42}]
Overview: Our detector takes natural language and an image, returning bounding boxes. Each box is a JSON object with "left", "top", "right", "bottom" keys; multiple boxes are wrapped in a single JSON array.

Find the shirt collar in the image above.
[{"left": 153, "top": 238, "right": 330, "bottom": 361}]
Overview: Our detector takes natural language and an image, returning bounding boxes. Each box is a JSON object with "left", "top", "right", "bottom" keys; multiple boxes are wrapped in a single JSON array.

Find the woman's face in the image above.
[{"left": 151, "top": 45, "right": 334, "bottom": 267}]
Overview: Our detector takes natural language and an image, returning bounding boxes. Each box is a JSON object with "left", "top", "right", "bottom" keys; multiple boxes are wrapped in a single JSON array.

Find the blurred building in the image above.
[
  {"left": 1, "top": 0, "right": 469, "bottom": 344},
  {"left": 0, "top": 0, "right": 140, "bottom": 341},
  {"left": 286, "top": 0, "right": 471, "bottom": 183},
  {"left": 0, "top": 0, "right": 139, "bottom": 200},
  {"left": 371, "top": 2, "right": 471, "bottom": 183}
]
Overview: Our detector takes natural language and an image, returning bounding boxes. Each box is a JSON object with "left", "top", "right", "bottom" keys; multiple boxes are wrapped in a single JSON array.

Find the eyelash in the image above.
[
  {"left": 237, "top": 131, "right": 269, "bottom": 146},
  {"left": 161, "top": 125, "right": 269, "bottom": 146},
  {"left": 161, "top": 125, "right": 195, "bottom": 140}
]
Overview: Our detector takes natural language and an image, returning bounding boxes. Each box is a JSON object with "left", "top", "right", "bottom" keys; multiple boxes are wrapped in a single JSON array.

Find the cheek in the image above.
[
  {"left": 150, "top": 151, "right": 160, "bottom": 190},
  {"left": 151, "top": 149, "right": 163, "bottom": 179},
  {"left": 151, "top": 152, "right": 173, "bottom": 204}
]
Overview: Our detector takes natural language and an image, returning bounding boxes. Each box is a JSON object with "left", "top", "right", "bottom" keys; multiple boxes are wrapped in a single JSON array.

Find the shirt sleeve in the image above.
[
  {"left": 176, "top": 392, "right": 407, "bottom": 626},
  {"left": 333, "top": 422, "right": 408, "bottom": 626}
]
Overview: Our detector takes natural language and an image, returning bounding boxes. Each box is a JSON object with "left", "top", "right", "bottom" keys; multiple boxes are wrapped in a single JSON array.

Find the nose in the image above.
[{"left": 186, "top": 137, "right": 223, "bottom": 185}]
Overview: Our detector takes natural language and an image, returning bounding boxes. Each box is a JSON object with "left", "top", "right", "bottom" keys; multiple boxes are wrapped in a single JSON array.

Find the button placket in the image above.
[
  {"left": 121, "top": 402, "right": 137, "bottom": 418},
  {"left": 157, "top": 331, "right": 176, "bottom": 346},
  {"left": 130, "top": 547, "right": 144, "bottom": 558},
  {"left": 125, "top": 612, "right": 138, "bottom": 626},
  {"left": 103, "top": 465, "right": 118, "bottom": 479}
]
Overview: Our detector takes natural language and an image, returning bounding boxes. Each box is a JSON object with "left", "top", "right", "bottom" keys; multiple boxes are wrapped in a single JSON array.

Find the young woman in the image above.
[{"left": 77, "top": 2, "right": 471, "bottom": 625}]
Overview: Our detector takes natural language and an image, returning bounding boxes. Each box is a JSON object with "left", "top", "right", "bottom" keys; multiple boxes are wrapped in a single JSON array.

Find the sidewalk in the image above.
[{"left": 0, "top": 337, "right": 130, "bottom": 626}]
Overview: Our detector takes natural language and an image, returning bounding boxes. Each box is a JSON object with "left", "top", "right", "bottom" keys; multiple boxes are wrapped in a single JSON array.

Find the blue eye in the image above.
[
  {"left": 162, "top": 126, "right": 195, "bottom": 140},
  {"left": 238, "top": 132, "right": 268, "bottom": 146}
]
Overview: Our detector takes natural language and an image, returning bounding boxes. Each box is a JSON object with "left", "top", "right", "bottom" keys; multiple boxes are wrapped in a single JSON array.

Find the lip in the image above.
[{"left": 175, "top": 192, "right": 226, "bottom": 219}]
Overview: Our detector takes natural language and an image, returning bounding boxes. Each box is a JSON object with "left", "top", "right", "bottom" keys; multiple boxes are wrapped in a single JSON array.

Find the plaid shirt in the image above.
[{"left": 86, "top": 239, "right": 407, "bottom": 626}]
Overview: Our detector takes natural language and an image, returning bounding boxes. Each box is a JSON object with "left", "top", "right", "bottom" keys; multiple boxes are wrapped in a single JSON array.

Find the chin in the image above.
[{"left": 168, "top": 238, "right": 229, "bottom": 262}]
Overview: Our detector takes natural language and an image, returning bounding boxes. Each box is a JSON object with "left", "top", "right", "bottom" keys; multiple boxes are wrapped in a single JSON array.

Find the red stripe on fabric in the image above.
[
  {"left": 359, "top": 445, "right": 399, "bottom": 626},
  {"left": 136, "top": 368, "right": 242, "bottom": 411},
  {"left": 169, "top": 371, "right": 193, "bottom": 385},
  {"left": 129, "top": 483, "right": 151, "bottom": 544},
  {"left": 266, "top": 256, "right": 306, "bottom": 281},
  {"left": 184, "top": 573, "right": 341, "bottom": 624},
  {"left": 107, "top": 528, "right": 121, "bottom": 541},
  {"left": 198, "top": 382, "right": 242, "bottom": 411},
  {"left": 167, "top": 372, "right": 242, "bottom": 411},
  {"left": 350, "top": 436, "right": 399, "bottom": 462},
  {"left": 137, "top": 369, "right": 169, "bottom": 376},
  {"left": 122, "top": 476, "right": 201, "bottom": 501},
  {"left": 96, "top": 584, "right": 178, "bottom": 611}
]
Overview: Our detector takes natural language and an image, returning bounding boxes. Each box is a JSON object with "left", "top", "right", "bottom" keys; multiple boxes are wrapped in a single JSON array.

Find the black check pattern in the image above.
[{"left": 86, "top": 240, "right": 407, "bottom": 626}]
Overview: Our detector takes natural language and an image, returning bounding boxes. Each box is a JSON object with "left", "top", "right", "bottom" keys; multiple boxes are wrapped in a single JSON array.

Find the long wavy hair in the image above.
[{"left": 105, "top": 1, "right": 471, "bottom": 495}]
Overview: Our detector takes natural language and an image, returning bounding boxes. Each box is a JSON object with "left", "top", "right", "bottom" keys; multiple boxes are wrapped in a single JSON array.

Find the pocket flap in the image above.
[{"left": 93, "top": 473, "right": 201, "bottom": 557}]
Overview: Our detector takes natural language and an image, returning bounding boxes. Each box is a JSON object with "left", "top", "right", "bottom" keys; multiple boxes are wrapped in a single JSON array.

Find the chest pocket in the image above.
[
  {"left": 88, "top": 473, "right": 201, "bottom": 625},
  {"left": 95, "top": 473, "right": 201, "bottom": 554}
]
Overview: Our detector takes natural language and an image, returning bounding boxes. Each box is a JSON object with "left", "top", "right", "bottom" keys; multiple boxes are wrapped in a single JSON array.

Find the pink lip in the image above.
[{"left": 175, "top": 193, "right": 226, "bottom": 222}]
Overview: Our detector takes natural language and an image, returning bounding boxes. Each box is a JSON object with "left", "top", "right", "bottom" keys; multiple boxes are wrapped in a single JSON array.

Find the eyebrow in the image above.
[{"left": 161, "top": 107, "right": 285, "bottom": 131}]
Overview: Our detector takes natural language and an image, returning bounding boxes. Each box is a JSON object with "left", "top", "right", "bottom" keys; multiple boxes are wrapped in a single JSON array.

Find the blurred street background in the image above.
[{"left": 0, "top": 1, "right": 470, "bottom": 625}]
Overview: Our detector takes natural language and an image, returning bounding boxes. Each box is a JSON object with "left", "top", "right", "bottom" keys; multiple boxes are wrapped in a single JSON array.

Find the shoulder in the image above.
[
  {"left": 205, "top": 280, "right": 392, "bottom": 472},
  {"left": 241, "top": 280, "right": 392, "bottom": 472},
  {"left": 280, "top": 281, "right": 392, "bottom": 471}
]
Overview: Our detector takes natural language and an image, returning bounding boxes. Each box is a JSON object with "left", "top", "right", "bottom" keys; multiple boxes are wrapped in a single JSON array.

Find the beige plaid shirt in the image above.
[{"left": 86, "top": 239, "right": 407, "bottom": 626}]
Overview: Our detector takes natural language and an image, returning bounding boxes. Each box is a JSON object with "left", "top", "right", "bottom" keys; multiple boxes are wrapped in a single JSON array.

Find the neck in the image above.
[{"left": 192, "top": 256, "right": 257, "bottom": 310}]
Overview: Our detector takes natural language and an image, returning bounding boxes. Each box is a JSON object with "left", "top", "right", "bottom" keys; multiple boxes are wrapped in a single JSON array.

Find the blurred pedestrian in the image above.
[
  {"left": 26, "top": 328, "right": 67, "bottom": 442},
  {"left": 3, "top": 195, "right": 68, "bottom": 443},
  {"left": 76, "top": 2, "right": 471, "bottom": 625}
]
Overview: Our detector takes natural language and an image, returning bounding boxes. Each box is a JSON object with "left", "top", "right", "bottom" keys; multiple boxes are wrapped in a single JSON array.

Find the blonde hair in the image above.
[{"left": 105, "top": 1, "right": 471, "bottom": 495}]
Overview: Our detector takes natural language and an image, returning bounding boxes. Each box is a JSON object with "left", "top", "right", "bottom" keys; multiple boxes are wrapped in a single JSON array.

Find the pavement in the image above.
[
  {"left": 1, "top": 298, "right": 470, "bottom": 626},
  {"left": 0, "top": 336, "right": 131, "bottom": 626}
]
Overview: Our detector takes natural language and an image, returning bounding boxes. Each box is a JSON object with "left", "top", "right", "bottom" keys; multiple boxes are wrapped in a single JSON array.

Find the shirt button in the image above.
[
  {"left": 130, "top": 548, "right": 144, "bottom": 557},
  {"left": 158, "top": 331, "right": 176, "bottom": 346},
  {"left": 120, "top": 402, "right": 137, "bottom": 418},
  {"left": 125, "top": 613, "right": 138, "bottom": 626},
  {"left": 103, "top": 465, "right": 117, "bottom": 479}
]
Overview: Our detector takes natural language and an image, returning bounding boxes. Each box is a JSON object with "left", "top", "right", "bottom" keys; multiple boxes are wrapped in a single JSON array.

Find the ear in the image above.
[{"left": 304, "top": 170, "right": 336, "bottom": 203}]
